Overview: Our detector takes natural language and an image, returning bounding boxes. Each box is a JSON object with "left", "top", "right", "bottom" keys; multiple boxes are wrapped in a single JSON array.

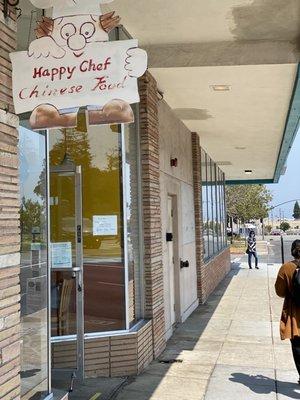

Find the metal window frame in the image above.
[
  {"left": 213, "top": 163, "right": 219, "bottom": 251},
  {"left": 121, "top": 123, "right": 130, "bottom": 330},
  {"left": 209, "top": 158, "right": 215, "bottom": 255},
  {"left": 204, "top": 151, "right": 210, "bottom": 259},
  {"left": 217, "top": 168, "right": 223, "bottom": 248},
  {"left": 201, "top": 148, "right": 228, "bottom": 261},
  {"left": 200, "top": 149, "right": 207, "bottom": 260},
  {"left": 131, "top": 104, "right": 145, "bottom": 320},
  {"left": 46, "top": 129, "right": 52, "bottom": 396}
]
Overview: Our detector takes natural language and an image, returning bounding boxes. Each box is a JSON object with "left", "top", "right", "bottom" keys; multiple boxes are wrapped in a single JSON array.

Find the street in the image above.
[{"left": 112, "top": 239, "right": 300, "bottom": 400}]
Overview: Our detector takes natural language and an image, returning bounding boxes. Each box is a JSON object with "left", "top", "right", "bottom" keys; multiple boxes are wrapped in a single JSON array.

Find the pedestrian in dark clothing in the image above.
[
  {"left": 247, "top": 230, "right": 259, "bottom": 269},
  {"left": 275, "top": 240, "right": 300, "bottom": 384}
]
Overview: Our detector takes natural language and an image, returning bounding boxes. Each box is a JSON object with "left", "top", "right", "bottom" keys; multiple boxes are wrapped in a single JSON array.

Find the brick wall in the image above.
[
  {"left": 191, "top": 132, "right": 205, "bottom": 301},
  {"left": 52, "top": 320, "right": 153, "bottom": 378},
  {"left": 0, "top": 3, "right": 21, "bottom": 400},
  {"left": 138, "top": 72, "right": 165, "bottom": 358},
  {"left": 201, "top": 247, "right": 231, "bottom": 301},
  {"left": 52, "top": 71, "right": 167, "bottom": 378}
]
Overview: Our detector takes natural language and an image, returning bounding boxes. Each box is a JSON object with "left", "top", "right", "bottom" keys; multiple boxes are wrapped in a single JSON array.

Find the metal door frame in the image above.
[{"left": 50, "top": 163, "right": 85, "bottom": 383}]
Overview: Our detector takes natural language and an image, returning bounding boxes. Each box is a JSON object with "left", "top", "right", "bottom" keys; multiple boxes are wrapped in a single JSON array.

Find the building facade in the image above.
[{"left": 0, "top": 3, "right": 232, "bottom": 399}]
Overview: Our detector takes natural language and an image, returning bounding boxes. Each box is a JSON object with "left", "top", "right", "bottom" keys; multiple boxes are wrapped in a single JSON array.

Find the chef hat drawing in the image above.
[{"left": 30, "top": 0, "right": 114, "bottom": 17}]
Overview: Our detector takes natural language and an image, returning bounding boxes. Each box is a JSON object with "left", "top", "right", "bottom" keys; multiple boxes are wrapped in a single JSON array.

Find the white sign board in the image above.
[
  {"left": 93, "top": 215, "right": 118, "bottom": 236},
  {"left": 10, "top": 39, "right": 139, "bottom": 114},
  {"left": 51, "top": 242, "right": 72, "bottom": 269}
]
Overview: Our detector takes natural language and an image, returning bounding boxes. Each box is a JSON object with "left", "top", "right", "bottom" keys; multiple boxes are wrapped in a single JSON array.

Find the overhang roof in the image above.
[
  {"left": 106, "top": 0, "right": 300, "bottom": 183},
  {"left": 17, "top": 0, "right": 300, "bottom": 183}
]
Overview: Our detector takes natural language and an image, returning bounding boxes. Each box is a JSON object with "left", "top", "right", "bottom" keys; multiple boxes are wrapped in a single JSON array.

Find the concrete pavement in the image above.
[{"left": 113, "top": 259, "right": 300, "bottom": 400}]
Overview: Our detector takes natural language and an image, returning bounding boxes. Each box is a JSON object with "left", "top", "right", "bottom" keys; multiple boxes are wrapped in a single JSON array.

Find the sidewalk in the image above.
[{"left": 113, "top": 259, "right": 300, "bottom": 400}]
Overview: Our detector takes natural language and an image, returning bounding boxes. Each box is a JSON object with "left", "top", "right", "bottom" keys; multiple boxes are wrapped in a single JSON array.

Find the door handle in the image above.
[
  {"left": 166, "top": 232, "right": 173, "bottom": 242},
  {"left": 180, "top": 260, "right": 189, "bottom": 269}
]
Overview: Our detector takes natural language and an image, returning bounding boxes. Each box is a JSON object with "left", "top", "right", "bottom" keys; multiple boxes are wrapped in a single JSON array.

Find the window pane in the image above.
[
  {"left": 211, "top": 161, "right": 218, "bottom": 252},
  {"left": 201, "top": 150, "right": 209, "bottom": 260},
  {"left": 206, "top": 156, "right": 212, "bottom": 257},
  {"left": 223, "top": 173, "right": 227, "bottom": 246},
  {"left": 19, "top": 125, "right": 49, "bottom": 398},
  {"left": 49, "top": 121, "right": 126, "bottom": 333},
  {"left": 124, "top": 109, "right": 143, "bottom": 326}
]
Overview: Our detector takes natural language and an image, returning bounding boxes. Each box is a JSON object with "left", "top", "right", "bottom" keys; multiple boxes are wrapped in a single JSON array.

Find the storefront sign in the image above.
[
  {"left": 10, "top": 40, "right": 140, "bottom": 114},
  {"left": 9, "top": 0, "right": 147, "bottom": 129},
  {"left": 51, "top": 242, "right": 72, "bottom": 269},
  {"left": 93, "top": 215, "right": 118, "bottom": 236}
]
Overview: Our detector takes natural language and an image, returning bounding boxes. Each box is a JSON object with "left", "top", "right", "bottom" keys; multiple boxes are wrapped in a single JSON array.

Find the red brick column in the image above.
[
  {"left": 138, "top": 72, "right": 165, "bottom": 357},
  {"left": 191, "top": 132, "right": 205, "bottom": 302},
  {"left": 0, "top": 4, "right": 21, "bottom": 399}
]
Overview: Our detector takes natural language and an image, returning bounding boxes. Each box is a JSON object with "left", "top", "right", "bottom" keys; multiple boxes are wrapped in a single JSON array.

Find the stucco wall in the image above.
[{"left": 158, "top": 100, "right": 198, "bottom": 339}]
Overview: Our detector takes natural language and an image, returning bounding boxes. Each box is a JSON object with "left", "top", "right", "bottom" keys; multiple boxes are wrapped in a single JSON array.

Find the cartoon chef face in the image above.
[{"left": 51, "top": 15, "right": 108, "bottom": 58}]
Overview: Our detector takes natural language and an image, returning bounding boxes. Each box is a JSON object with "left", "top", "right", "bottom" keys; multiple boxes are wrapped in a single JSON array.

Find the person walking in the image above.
[
  {"left": 247, "top": 230, "right": 259, "bottom": 269},
  {"left": 275, "top": 240, "right": 300, "bottom": 384}
]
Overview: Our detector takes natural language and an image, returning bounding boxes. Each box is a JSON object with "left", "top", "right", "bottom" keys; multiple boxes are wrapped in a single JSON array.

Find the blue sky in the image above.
[{"left": 267, "top": 128, "right": 300, "bottom": 219}]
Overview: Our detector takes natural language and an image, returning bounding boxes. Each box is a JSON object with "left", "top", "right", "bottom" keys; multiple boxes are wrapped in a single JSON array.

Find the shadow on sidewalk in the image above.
[
  {"left": 112, "top": 262, "right": 243, "bottom": 399},
  {"left": 229, "top": 373, "right": 300, "bottom": 399},
  {"left": 158, "top": 261, "right": 242, "bottom": 359}
]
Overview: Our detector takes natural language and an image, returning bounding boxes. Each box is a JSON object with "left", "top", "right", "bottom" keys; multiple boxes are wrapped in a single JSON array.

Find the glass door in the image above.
[{"left": 50, "top": 162, "right": 84, "bottom": 383}]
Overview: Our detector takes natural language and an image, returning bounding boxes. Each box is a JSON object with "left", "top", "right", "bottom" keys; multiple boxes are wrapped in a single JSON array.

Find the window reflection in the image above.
[
  {"left": 49, "top": 121, "right": 126, "bottom": 333},
  {"left": 124, "top": 108, "right": 143, "bottom": 326},
  {"left": 19, "top": 126, "right": 49, "bottom": 399},
  {"left": 201, "top": 148, "right": 227, "bottom": 261}
]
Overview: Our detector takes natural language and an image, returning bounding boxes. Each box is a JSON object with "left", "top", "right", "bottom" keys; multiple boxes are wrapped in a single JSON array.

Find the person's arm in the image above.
[
  {"left": 248, "top": 239, "right": 255, "bottom": 251},
  {"left": 275, "top": 265, "right": 287, "bottom": 298}
]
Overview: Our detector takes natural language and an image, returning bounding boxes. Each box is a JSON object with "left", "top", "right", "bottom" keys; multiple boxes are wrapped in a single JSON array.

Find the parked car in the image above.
[{"left": 270, "top": 229, "right": 285, "bottom": 236}]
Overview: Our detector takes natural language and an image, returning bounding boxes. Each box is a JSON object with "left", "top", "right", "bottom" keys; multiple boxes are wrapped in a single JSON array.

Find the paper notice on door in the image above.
[
  {"left": 51, "top": 242, "right": 72, "bottom": 269},
  {"left": 93, "top": 215, "right": 118, "bottom": 236}
]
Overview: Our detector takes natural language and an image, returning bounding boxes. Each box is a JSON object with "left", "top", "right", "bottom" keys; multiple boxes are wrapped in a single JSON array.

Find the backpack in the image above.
[{"left": 292, "top": 267, "right": 300, "bottom": 307}]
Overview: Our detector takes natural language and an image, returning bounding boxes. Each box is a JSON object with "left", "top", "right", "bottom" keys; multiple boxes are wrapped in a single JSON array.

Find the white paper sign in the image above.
[
  {"left": 51, "top": 242, "right": 72, "bottom": 269},
  {"left": 10, "top": 39, "right": 139, "bottom": 115},
  {"left": 93, "top": 215, "right": 118, "bottom": 236}
]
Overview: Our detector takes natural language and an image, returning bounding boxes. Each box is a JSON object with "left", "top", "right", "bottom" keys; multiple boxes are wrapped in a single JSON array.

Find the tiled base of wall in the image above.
[
  {"left": 52, "top": 320, "right": 153, "bottom": 378},
  {"left": 201, "top": 247, "right": 231, "bottom": 303}
]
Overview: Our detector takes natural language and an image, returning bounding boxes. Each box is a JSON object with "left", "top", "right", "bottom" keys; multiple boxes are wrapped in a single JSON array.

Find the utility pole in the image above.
[
  {"left": 279, "top": 208, "right": 282, "bottom": 228},
  {"left": 230, "top": 216, "right": 233, "bottom": 244}
]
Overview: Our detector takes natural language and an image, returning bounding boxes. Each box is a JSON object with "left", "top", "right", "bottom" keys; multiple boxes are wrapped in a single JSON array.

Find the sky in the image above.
[{"left": 267, "top": 128, "right": 300, "bottom": 220}]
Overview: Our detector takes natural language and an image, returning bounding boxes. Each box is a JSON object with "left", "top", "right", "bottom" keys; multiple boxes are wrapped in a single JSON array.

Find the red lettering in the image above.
[
  {"left": 29, "top": 85, "right": 39, "bottom": 98},
  {"left": 117, "top": 76, "right": 127, "bottom": 89},
  {"left": 19, "top": 88, "right": 29, "bottom": 99},
  {"left": 33, "top": 67, "right": 42, "bottom": 79},
  {"left": 104, "top": 57, "right": 111, "bottom": 70},
  {"left": 92, "top": 76, "right": 107, "bottom": 91},
  {"left": 80, "top": 60, "right": 89, "bottom": 72},
  {"left": 80, "top": 57, "right": 112, "bottom": 73}
]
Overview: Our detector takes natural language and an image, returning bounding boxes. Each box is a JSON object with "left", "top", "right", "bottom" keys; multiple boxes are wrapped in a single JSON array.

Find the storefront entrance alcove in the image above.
[{"left": 19, "top": 107, "right": 143, "bottom": 396}]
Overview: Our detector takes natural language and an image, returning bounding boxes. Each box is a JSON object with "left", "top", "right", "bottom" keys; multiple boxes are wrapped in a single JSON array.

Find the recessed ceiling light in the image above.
[
  {"left": 245, "top": 170, "right": 253, "bottom": 175},
  {"left": 211, "top": 85, "right": 231, "bottom": 91},
  {"left": 235, "top": 146, "right": 246, "bottom": 150}
]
